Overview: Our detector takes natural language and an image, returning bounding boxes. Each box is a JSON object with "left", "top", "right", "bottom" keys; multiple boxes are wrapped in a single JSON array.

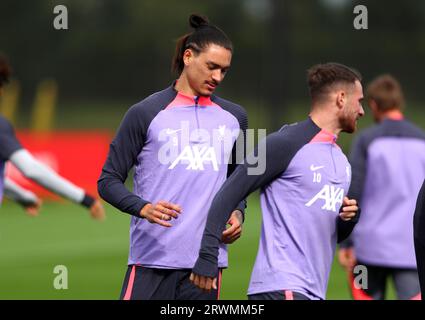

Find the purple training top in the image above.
[
  {"left": 98, "top": 84, "right": 247, "bottom": 269},
  {"left": 0, "top": 116, "right": 23, "bottom": 204},
  {"left": 193, "top": 118, "right": 355, "bottom": 300},
  {"left": 344, "top": 118, "right": 425, "bottom": 268}
]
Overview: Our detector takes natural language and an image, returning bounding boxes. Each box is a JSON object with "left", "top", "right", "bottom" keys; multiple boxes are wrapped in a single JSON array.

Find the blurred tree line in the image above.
[{"left": 1, "top": 0, "right": 424, "bottom": 131}]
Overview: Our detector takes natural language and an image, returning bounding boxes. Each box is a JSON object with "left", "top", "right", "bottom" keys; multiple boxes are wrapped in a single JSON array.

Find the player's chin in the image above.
[
  {"left": 342, "top": 122, "right": 356, "bottom": 133},
  {"left": 201, "top": 88, "right": 214, "bottom": 96},
  {"left": 202, "top": 84, "right": 217, "bottom": 96}
]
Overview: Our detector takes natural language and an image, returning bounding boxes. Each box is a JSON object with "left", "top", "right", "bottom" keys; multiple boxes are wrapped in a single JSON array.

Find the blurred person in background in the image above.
[
  {"left": 98, "top": 14, "right": 247, "bottom": 300},
  {"left": 0, "top": 54, "right": 105, "bottom": 220},
  {"left": 338, "top": 75, "right": 425, "bottom": 300},
  {"left": 3, "top": 176, "right": 41, "bottom": 216}
]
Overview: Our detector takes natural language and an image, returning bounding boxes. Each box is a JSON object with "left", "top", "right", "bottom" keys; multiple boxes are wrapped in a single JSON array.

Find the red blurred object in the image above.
[{"left": 5, "top": 131, "right": 112, "bottom": 200}]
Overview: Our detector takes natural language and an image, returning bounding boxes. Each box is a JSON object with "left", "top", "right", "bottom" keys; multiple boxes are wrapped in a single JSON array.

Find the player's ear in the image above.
[
  {"left": 183, "top": 49, "right": 194, "bottom": 67},
  {"left": 336, "top": 91, "right": 346, "bottom": 109}
]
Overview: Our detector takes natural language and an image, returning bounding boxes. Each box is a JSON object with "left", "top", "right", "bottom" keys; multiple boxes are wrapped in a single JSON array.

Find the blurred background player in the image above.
[
  {"left": 3, "top": 177, "right": 41, "bottom": 216},
  {"left": 0, "top": 54, "right": 105, "bottom": 220},
  {"left": 98, "top": 14, "right": 247, "bottom": 300},
  {"left": 338, "top": 75, "right": 425, "bottom": 300},
  {"left": 414, "top": 179, "right": 425, "bottom": 298},
  {"left": 191, "top": 62, "right": 363, "bottom": 300}
]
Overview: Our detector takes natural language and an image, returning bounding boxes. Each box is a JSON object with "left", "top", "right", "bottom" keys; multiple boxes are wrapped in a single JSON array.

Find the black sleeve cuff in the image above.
[
  {"left": 350, "top": 207, "right": 361, "bottom": 224},
  {"left": 337, "top": 207, "right": 360, "bottom": 243},
  {"left": 235, "top": 199, "right": 247, "bottom": 222},
  {"left": 129, "top": 200, "right": 151, "bottom": 218},
  {"left": 339, "top": 238, "right": 354, "bottom": 248},
  {"left": 81, "top": 194, "right": 95, "bottom": 208},
  {"left": 18, "top": 198, "right": 38, "bottom": 207},
  {"left": 192, "top": 256, "right": 219, "bottom": 278}
]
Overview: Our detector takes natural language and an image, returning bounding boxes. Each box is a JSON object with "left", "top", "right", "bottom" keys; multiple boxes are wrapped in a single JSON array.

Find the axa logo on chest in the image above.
[
  {"left": 157, "top": 121, "right": 236, "bottom": 171},
  {"left": 156, "top": 121, "right": 267, "bottom": 174},
  {"left": 305, "top": 184, "right": 345, "bottom": 212},
  {"left": 168, "top": 145, "right": 219, "bottom": 171}
]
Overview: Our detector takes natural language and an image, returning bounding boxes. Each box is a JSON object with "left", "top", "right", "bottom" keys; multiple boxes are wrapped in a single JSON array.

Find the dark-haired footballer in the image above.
[
  {"left": 98, "top": 14, "right": 248, "bottom": 300},
  {"left": 191, "top": 63, "right": 364, "bottom": 300},
  {"left": 0, "top": 54, "right": 104, "bottom": 219},
  {"left": 339, "top": 75, "right": 425, "bottom": 300}
]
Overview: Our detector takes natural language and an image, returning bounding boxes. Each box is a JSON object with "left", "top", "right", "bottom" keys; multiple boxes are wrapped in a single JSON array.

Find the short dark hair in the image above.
[
  {"left": 0, "top": 54, "right": 12, "bottom": 88},
  {"left": 367, "top": 74, "right": 404, "bottom": 111},
  {"left": 172, "top": 14, "right": 233, "bottom": 75},
  {"left": 307, "top": 62, "right": 362, "bottom": 102}
]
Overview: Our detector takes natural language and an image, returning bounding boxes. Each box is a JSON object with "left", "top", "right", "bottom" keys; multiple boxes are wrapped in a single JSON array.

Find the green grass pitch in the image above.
[{"left": 0, "top": 194, "right": 395, "bottom": 300}]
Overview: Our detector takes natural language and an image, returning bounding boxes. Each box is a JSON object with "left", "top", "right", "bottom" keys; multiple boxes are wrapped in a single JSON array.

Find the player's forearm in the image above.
[
  {"left": 348, "top": 136, "right": 367, "bottom": 204},
  {"left": 337, "top": 212, "right": 360, "bottom": 243},
  {"left": 9, "top": 149, "right": 92, "bottom": 207},
  {"left": 97, "top": 171, "right": 149, "bottom": 217},
  {"left": 414, "top": 179, "right": 425, "bottom": 244},
  {"left": 194, "top": 163, "right": 266, "bottom": 276},
  {"left": 3, "top": 177, "right": 38, "bottom": 206},
  {"left": 97, "top": 150, "right": 150, "bottom": 217},
  {"left": 227, "top": 161, "right": 247, "bottom": 218},
  {"left": 194, "top": 188, "right": 246, "bottom": 277},
  {"left": 226, "top": 118, "right": 248, "bottom": 219}
]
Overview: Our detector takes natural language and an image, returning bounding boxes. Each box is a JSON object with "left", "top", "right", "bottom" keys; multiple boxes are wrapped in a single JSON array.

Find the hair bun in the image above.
[{"left": 189, "top": 14, "right": 209, "bottom": 29}]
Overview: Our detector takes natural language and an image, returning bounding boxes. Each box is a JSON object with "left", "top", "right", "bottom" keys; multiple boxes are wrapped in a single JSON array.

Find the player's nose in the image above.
[
  {"left": 211, "top": 69, "right": 222, "bottom": 84},
  {"left": 358, "top": 104, "right": 365, "bottom": 117}
]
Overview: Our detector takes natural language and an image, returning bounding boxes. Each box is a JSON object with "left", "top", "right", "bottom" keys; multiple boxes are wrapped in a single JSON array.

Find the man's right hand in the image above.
[
  {"left": 190, "top": 273, "right": 217, "bottom": 292},
  {"left": 140, "top": 201, "right": 182, "bottom": 227},
  {"left": 89, "top": 199, "right": 106, "bottom": 221},
  {"left": 338, "top": 247, "right": 356, "bottom": 272},
  {"left": 24, "top": 198, "right": 43, "bottom": 217}
]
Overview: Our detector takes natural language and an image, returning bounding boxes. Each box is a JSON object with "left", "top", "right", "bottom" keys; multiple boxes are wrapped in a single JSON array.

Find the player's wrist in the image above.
[
  {"left": 192, "top": 257, "right": 219, "bottom": 278},
  {"left": 139, "top": 203, "right": 152, "bottom": 218},
  {"left": 233, "top": 210, "right": 244, "bottom": 224},
  {"left": 81, "top": 193, "right": 95, "bottom": 208}
]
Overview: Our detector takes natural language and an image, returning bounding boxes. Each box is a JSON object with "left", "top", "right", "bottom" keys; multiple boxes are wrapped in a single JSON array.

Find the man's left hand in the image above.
[{"left": 339, "top": 197, "right": 358, "bottom": 221}]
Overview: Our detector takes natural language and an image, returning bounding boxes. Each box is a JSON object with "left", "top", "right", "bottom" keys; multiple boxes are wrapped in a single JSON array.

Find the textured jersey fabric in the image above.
[
  {"left": 348, "top": 118, "right": 425, "bottom": 268},
  {"left": 98, "top": 84, "right": 248, "bottom": 269},
  {"left": 193, "top": 118, "right": 354, "bottom": 300}
]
